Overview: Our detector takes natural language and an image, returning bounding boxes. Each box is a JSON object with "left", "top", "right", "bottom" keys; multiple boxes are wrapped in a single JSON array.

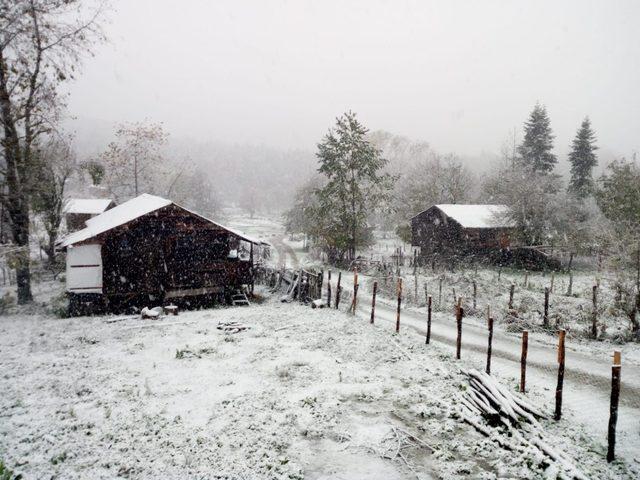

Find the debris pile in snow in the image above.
[
  {"left": 459, "top": 369, "right": 588, "bottom": 480},
  {"left": 217, "top": 320, "right": 249, "bottom": 333},
  {"left": 311, "top": 299, "right": 326, "bottom": 308},
  {"left": 141, "top": 306, "right": 163, "bottom": 319}
]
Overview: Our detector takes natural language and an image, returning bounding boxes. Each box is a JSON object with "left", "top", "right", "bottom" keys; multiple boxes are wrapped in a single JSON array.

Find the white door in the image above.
[{"left": 66, "top": 244, "right": 103, "bottom": 294}]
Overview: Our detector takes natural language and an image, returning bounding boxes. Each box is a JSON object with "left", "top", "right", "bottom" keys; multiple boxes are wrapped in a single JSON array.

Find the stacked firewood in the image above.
[
  {"left": 459, "top": 369, "right": 588, "bottom": 480},
  {"left": 460, "top": 369, "right": 544, "bottom": 425}
]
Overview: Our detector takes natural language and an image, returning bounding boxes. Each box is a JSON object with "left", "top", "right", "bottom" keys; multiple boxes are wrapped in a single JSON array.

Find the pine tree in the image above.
[
  {"left": 517, "top": 103, "right": 557, "bottom": 173},
  {"left": 568, "top": 117, "right": 598, "bottom": 197},
  {"left": 314, "top": 112, "right": 394, "bottom": 264}
]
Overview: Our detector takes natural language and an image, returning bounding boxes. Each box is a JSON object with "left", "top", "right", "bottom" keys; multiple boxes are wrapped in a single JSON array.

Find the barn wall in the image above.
[
  {"left": 66, "top": 213, "right": 93, "bottom": 232},
  {"left": 411, "top": 207, "right": 512, "bottom": 257},
  {"left": 97, "top": 206, "right": 254, "bottom": 302},
  {"left": 411, "top": 207, "right": 464, "bottom": 255}
]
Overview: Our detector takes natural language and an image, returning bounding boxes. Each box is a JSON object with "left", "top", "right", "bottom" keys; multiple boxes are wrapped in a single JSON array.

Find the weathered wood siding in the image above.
[
  {"left": 92, "top": 204, "right": 253, "bottom": 301},
  {"left": 411, "top": 206, "right": 511, "bottom": 257}
]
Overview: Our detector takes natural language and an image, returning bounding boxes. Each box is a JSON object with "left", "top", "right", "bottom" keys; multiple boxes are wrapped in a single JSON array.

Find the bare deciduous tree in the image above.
[
  {"left": 101, "top": 121, "right": 169, "bottom": 201},
  {"left": 30, "top": 134, "right": 76, "bottom": 266},
  {"left": 0, "top": 0, "right": 106, "bottom": 303}
]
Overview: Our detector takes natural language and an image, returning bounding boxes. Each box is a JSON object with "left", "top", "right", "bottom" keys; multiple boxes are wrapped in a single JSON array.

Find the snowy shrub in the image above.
[
  {"left": 275, "top": 365, "right": 293, "bottom": 380},
  {"left": 0, "top": 293, "right": 15, "bottom": 315},
  {"left": 48, "top": 292, "right": 69, "bottom": 318},
  {"left": 175, "top": 346, "right": 216, "bottom": 359},
  {"left": 0, "top": 461, "right": 18, "bottom": 480},
  {"left": 300, "top": 396, "right": 317, "bottom": 407},
  {"left": 50, "top": 451, "right": 67, "bottom": 465}
]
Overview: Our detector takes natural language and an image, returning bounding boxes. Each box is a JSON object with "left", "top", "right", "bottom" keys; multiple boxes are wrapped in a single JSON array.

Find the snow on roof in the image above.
[
  {"left": 65, "top": 198, "right": 114, "bottom": 215},
  {"left": 412, "top": 204, "right": 514, "bottom": 229},
  {"left": 61, "top": 194, "right": 171, "bottom": 247},
  {"left": 60, "top": 193, "right": 267, "bottom": 248}
]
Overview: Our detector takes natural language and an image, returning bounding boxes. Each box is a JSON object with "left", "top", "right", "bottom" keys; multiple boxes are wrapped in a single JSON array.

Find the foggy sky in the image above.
[{"left": 66, "top": 0, "right": 640, "bottom": 161}]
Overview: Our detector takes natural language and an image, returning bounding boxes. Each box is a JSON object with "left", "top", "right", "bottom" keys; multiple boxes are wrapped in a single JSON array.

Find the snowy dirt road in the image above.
[
  {"left": 269, "top": 236, "right": 300, "bottom": 269},
  {"left": 268, "top": 229, "right": 640, "bottom": 468},
  {"left": 340, "top": 276, "right": 640, "bottom": 468}
]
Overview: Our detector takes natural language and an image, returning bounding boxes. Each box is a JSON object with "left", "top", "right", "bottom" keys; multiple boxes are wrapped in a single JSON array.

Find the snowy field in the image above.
[
  {"left": 1, "top": 214, "right": 639, "bottom": 478},
  {"left": 0, "top": 290, "right": 637, "bottom": 479}
]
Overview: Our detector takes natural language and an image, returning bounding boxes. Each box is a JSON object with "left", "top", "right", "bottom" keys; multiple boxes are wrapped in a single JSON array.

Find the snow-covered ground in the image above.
[
  {"left": 1, "top": 291, "right": 635, "bottom": 479},
  {"left": 1, "top": 213, "right": 639, "bottom": 479}
]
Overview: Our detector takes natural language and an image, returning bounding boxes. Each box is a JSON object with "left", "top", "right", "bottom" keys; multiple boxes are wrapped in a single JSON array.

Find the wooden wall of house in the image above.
[
  {"left": 66, "top": 213, "right": 93, "bottom": 232},
  {"left": 98, "top": 206, "right": 254, "bottom": 300},
  {"left": 411, "top": 207, "right": 511, "bottom": 257},
  {"left": 411, "top": 207, "right": 464, "bottom": 256}
]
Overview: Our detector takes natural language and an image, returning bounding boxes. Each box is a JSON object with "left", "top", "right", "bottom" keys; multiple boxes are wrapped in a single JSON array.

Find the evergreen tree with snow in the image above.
[
  {"left": 314, "top": 112, "right": 394, "bottom": 264},
  {"left": 568, "top": 117, "right": 598, "bottom": 198},
  {"left": 517, "top": 103, "right": 557, "bottom": 173}
]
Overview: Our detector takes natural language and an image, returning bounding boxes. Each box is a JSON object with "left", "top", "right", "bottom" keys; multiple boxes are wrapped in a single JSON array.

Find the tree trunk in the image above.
[
  {"left": 0, "top": 49, "right": 32, "bottom": 303},
  {"left": 134, "top": 153, "right": 139, "bottom": 196}
]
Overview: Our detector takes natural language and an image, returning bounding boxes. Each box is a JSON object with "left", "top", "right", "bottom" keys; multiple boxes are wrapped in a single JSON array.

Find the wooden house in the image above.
[
  {"left": 411, "top": 204, "right": 514, "bottom": 258},
  {"left": 65, "top": 198, "right": 116, "bottom": 232},
  {"left": 60, "top": 194, "right": 269, "bottom": 314}
]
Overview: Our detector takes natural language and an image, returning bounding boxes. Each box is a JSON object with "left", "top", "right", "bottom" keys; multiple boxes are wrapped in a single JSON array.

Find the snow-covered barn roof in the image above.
[
  {"left": 60, "top": 193, "right": 268, "bottom": 248},
  {"left": 65, "top": 198, "right": 114, "bottom": 215},
  {"left": 412, "top": 204, "right": 515, "bottom": 229}
]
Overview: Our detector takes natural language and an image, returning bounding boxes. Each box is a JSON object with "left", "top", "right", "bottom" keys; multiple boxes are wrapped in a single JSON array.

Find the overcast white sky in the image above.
[{"left": 66, "top": 0, "right": 640, "bottom": 159}]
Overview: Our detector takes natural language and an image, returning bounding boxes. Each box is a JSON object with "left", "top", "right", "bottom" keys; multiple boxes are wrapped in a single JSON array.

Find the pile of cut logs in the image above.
[{"left": 459, "top": 369, "right": 588, "bottom": 480}]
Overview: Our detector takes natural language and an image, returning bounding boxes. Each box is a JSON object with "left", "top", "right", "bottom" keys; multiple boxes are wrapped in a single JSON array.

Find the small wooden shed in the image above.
[
  {"left": 411, "top": 204, "right": 514, "bottom": 258},
  {"left": 65, "top": 198, "right": 115, "bottom": 232},
  {"left": 60, "top": 194, "right": 268, "bottom": 314}
]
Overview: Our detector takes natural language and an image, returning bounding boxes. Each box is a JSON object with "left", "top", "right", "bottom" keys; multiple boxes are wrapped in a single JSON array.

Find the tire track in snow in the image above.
[
  {"left": 270, "top": 236, "right": 299, "bottom": 269},
  {"left": 360, "top": 299, "right": 640, "bottom": 408}
]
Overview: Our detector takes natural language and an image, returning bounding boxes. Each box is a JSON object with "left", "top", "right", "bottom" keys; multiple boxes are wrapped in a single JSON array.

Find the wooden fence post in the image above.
[
  {"left": 423, "top": 282, "right": 428, "bottom": 305},
  {"left": 438, "top": 276, "right": 443, "bottom": 309},
  {"left": 327, "top": 271, "right": 332, "bottom": 307},
  {"left": 544, "top": 287, "right": 550, "bottom": 327},
  {"left": 317, "top": 269, "right": 324, "bottom": 299},
  {"left": 335, "top": 272, "right": 342, "bottom": 309},
  {"left": 370, "top": 281, "right": 378, "bottom": 324},
  {"left": 486, "top": 317, "right": 494, "bottom": 374},
  {"left": 455, "top": 297, "right": 463, "bottom": 359},
  {"left": 555, "top": 329, "right": 566, "bottom": 420},
  {"left": 426, "top": 295, "right": 432, "bottom": 344},
  {"left": 395, "top": 278, "right": 402, "bottom": 333},
  {"left": 550, "top": 272, "right": 555, "bottom": 293},
  {"left": 613, "top": 350, "right": 621, "bottom": 365},
  {"left": 568, "top": 251, "right": 574, "bottom": 271},
  {"left": 520, "top": 331, "right": 529, "bottom": 393},
  {"left": 472, "top": 281, "right": 477, "bottom": 311},
  {"left": 508, "top": 284, "right": 515, "bottom": 310},
  {"left": 591, "top": 285, "right": 598, "bottom": 339},
  {"left": 524, "top": 270, "right": 529, "bottom": 288},
  {"left": 297, "top": 268, "right": 303, "bottom": 301},
  {"left": 351, "top": 270, "right": 359, "bottom": 315},
  {"left": 607, "top": 363, "right": 622, "bottom": 462},
  {"left": 498, "top": 266, "right": 502, "bottom": 281}
]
